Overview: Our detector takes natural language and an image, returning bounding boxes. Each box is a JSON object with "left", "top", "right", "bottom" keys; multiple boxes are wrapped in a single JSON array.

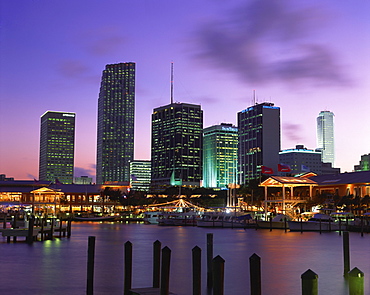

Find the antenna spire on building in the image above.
[{"left": 170, "top": 62, "right": 174, "bottom": 104}]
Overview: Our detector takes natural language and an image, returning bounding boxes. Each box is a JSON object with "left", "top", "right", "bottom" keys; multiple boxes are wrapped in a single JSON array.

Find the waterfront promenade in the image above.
[{"left": 0, "top": 222, "right": 369, "bottom": 294}]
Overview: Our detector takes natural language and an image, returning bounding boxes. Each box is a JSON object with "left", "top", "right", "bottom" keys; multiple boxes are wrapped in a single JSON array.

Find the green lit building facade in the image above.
[
  {"left": 238, "top": 102, "right": 280, "bottom": 183},
  {"left": 39, "top": 111, "right": 75, "bottom": 184},
  {"left": 129, "top": 160, "right": 151, "bottom": 192},
  {"left": 203, "top": 123, "right": 238, "bottom": 188},
  {"left": 96, "top": 62, "right": 135, "bottom": 184},
  {"left": 151, "top": 103, "right": 203, "bottom": 189}
]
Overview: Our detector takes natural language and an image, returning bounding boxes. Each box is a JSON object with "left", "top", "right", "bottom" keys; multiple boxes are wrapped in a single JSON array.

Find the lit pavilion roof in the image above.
[{"left": 260, "top": 176, "right": 318, "bottom": 187}]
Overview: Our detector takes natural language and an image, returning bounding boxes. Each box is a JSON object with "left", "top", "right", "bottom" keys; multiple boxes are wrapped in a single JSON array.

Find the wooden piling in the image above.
[
  {"left": 153, "top": 240, "right": 161, "bottom": 288},
  {"left": 2, "top": 213, "right": 6, "bottom": 229},
  {"left": 124, "top": 241, "right": 133, "bottom": 295},
  {"left": 26, "top": 215, "right": 35, "bottom": 244},
  {"left": 192, "top": 246, "right": 201, "bottom": 295},
  {"left": 343, "top": 231, "right": 350, "bottom": 277},
  {"left": 160, "top": 246, "right": 171, "bottom": 295},
  {"left": 59, "top": 218, "right": 63, "bottom": 238},
  {"left": 86, "top": 236, "right": 95, "bottom": 295},
  {"left": 207, "top": 233, "right": 213, "bottom": 289},
  {"left": 67, "top": 217, "right": 72, "bottom": 238},
  {"left": 348, "top": 267, "right": 364, "bottom": 295},
  {"left": 301, "top": 269, "right": 318, "bottom": 295},
  {"left": 49, "top": 218, "right": 54, "bottom": 240},
  {"left": 212, "top": 255, "right": 225, "bottom": 295},
  {"left": 249, "top": 253, "right": 261, "bottom": 295}
]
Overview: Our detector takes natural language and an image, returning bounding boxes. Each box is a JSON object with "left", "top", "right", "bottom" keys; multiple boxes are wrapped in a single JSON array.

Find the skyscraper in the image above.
[
  {"left": 96, "top": 62, "right": 135, "bottom": 184},
  {"left": 39, "top": 111, "right": 75, "bottom": 184},
  {"left": 238, "top": 102, "right": 280, "bottom": 183},
  {"left": 129, "top": 160, "right": 151, "bottom": 191},
  {"left": 203, "top": 123, "right": 238, "bottom": 188},
  {"left": 151, "top": 102, "right": 203, "bottom": 189},
  {"left": 317, "top": 110, "right": 334, "bottom": 165}
]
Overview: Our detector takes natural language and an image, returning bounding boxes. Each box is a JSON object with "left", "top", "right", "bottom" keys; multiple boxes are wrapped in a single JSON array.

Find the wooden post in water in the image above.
[
  {"left": 207, "top": 233, "right": 214, "bottom": 289},
  {"left": 269, "top": 215, "right": 272, "bottom": 232},
  {"left": 86, "top": 236, "right": 96, "bottom": 295},
  {"left": 2, "top": 213, "right": 6, "bottom": 229},
  {"left": 49, "top": 218, "right": 54, "bottom": 240},
  {"left": 343, "top": 231, "right": 350, "bottom": 277},
  {"left": 284, "top": 217, "right": 287, "bottom": 232},
  {"left": 192, "top": 246, "right": 201, "bottom": 295},
  {"left": 212, "top": 255, "right": 225, "bottom": 295},
  {"left": 160, "top": 246, "right": 171, "bottom": 295},
  {"left": 301, "top": 269, "right": 318, "bottom": 295},
  {"left": 153, "top": 240, "right": 161, "bottom": 288},
  {"left": 67, "top": 217, "right": 72, "bottom": 238},
  {"left": 26, "top": 215, "right": 35, "bottom": 244},
  {"left": 339, "top": 219, "right": 342, "bottom": 236},
  {"left": 124, "top": 241, "right": 133, "bottom": 295},
  {"left": 59, "top": 218, "right": 63, "bottom": 238},
  {"left": 40, "top": 218, "right": 45, "bottom": 241},
  {"left": 249, "top": 253, "right": 261, "bottom": 295},
  {"left": 348, "top": 267, "right": 364, "bottom": 295}
]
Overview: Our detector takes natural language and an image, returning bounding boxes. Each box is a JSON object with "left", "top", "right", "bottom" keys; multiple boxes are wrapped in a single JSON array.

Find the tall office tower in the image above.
[
  {"left": 96, "top": 62, "right": 135, "bottom": 184},
  {"left": 203, "top": 123, "right": 238, "bottom": 188},
  {"left": 317, "top": 110, "right": 334, "bottom": 165},
  {"left": 129, "top": 160, "right": 151, "bottom": 191},
  {"left": 238, "top": 102, "right": 281, "bottom": 184},
  {"left": 151, "top": 102, "right": 203, "bottom": 189},
  {"left": 39, "top": 111, "right": 75, "bottom": 184}
]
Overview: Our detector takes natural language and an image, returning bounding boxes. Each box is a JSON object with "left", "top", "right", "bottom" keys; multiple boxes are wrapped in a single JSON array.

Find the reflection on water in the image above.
[{"left": 0, "top": 223, "right": 368, "bottom": 295}]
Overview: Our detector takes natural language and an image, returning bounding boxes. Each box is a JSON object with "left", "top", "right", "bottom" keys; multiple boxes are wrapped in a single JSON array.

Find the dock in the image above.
[{"left": 130, "top": 288, "right": 176, "bottom": 295}]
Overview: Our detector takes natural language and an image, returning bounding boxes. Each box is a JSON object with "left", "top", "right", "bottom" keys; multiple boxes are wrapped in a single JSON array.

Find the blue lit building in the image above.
[
  {"left": 96, "top": 62, "right": 135, "bottom": 184},
  {"left": 238, "top": 102, "right": 280, "bottom": 183},
  {"left": 203, "top": 123, "right": 238, "bottom": 188},
  {"left": 317, "top": 110, "right": 335, "bottom": 165}
]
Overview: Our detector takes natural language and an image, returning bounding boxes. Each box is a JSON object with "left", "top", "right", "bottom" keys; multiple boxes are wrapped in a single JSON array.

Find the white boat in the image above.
[
  {"left": 143, "top": 211, "right": 163, "bottom": 224},
  {"left": 288, "top": 213, "right": 348, "bottom": 232},
  {"left": 256, "top": 214, "right": 291, "bottom": 229},
  {"left": 73, "top": 213, "right": 116, "bottom": 222}
]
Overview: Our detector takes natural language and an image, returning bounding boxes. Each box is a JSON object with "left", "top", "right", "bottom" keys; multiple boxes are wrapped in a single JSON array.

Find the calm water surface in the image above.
[{"left": 0, "top": 222, "right": 369, "bottom": 295}]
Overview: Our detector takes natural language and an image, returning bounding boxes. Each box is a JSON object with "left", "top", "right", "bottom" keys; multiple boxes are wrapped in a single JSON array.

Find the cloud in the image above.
[
  {"left": 74, "top": 166, "right": 95, "bottom": 179},
  {"left": 194, "top": 1, "right": 351, "bottom": 87},
  {"left": 283, "top": 123, "right": 303, "bottom": 142},
  {"left": 57, "top": 60, "right": 90, "bottom": 78}
]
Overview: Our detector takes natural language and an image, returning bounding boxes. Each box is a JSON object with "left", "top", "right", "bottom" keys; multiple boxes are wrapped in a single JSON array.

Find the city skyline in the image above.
[{"left": 1, "top": 1, "right": 370, "bottom": 180}]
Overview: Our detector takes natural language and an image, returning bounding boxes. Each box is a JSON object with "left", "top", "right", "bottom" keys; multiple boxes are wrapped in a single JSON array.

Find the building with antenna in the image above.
[
  {"left": 151, "top": 102, "right": 203, "bottom": 190},
  {"left": 96, "top": 62, "right": 135, "bottom": 184},
  {"left": 316, "top": 110, "right": 335, "bottom": 165},
  {"left": 238, "top": 102, "right": 281, "bottom": 183}
]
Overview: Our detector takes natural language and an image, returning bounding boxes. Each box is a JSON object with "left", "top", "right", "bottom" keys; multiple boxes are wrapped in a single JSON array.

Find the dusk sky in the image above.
[{"left": 1, "top": 0, "right": 369, "bottom": 181}]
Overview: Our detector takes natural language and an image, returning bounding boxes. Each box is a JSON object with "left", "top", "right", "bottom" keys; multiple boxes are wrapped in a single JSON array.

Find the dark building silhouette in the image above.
[
  {"left": 96, "top": 62, "right": 135, "bottom": 184},
  {"left": 39, "top": 111, "right": 75, "bottom": 184},
  {"left": 151, "top": 102, "right": 203, "bottom": 190},
  {"left": 238, "top": 102, "right": 280, "bottom": 183}
]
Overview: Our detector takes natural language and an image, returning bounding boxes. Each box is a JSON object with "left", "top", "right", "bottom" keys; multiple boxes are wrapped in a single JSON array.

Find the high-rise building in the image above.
[
  {"left": 151, "top": 102, "right": 203, "bottom": 189},
  {"left": 39, "top": 111, "right": 75, "bottom": 184},
  {"left": 317, "top": 111, "right": 334, "bottom": 165},
  {"left": 279, "top": 145, "right": 322, "bottom": 175},
  {"left": 96, "top": 62, "right": 135, "bottom": 184},
  {"left": 129, "top": 160, "right": 151, "bottom": 191},
  {"left": 203, "top": 123, "right": 238, "bottom": 188},
  {"left": 238, "top": 102, "right": 280, "bottom": 183}
]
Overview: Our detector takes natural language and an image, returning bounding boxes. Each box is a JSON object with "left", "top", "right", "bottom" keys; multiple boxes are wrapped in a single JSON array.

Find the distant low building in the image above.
[
  {"left": 129, "top": 160, "right": 151, "bottom": 192},
  {"left": 74, "top": 176, "right": 93, "bottom": 185},
  {"left": 354, "top": 154, "right": 370, "bottom": 172}
]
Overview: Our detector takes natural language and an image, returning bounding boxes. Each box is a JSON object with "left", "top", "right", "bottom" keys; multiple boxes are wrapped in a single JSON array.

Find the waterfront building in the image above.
[
  {"left": 151, "top": 102, "right": 203, "bottom": 190},
  {"left": 203, "top": 123, "right": 238, "bottom": 188},
  {"left": 39, "top": 111, "right": 75, "bottom": 184},
  {"left": 96, "top": 62, "right": 135, "bottom": 184},
  {"left": 317, "top": 110, "right": 335, "bottom": 165},
  {"left": 238, "top": 102, "right": 280, "bottom": 183},
  {"left": 129, "top": 160, "right": 151, "bottom": 192},
  {"left": 354, "top": 154, "right": 370, "bottom": 172},
  {"left": 279, "top": 145, "right": 322, "bottom": 175}
]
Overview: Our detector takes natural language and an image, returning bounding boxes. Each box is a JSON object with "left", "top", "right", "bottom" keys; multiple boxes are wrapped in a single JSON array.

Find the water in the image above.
[{"left": 0, "top": 222, "right": 369, "bottom": 295}]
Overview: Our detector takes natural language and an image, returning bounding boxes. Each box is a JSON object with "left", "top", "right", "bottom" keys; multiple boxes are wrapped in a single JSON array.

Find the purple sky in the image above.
[{"left": 1, "top": 0, "right": 369, "bottom": 181}]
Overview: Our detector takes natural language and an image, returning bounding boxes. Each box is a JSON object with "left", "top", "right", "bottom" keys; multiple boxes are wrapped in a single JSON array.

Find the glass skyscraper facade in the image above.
[
  {"left": 151, "top": 102, "right": 203, "bottom": 189},
  {"left": 129, "top": 160, "right": 151, "bottom": 191},
  {"left": 39, "top": 111, "right": 75, "bottom": 184},
  {"left": 96, "top": 62, "right": 135, "bottom": 184},
  {"left": 203, "top": 123, "right": 238, "bottom": 188},
  {"left": 317, "top": 110, "right": 334, "bottom": 165},
  {"left": 238, "top": 102, "right": 280, "bottom": 183}
]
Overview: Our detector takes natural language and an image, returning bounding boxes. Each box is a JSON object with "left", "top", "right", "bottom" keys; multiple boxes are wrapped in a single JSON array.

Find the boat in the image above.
[
  {"left": 256, "top": 214, "right": 291, "bottom": 229},
  {"left": 73, "top": 212, "right": 116, "bottom": 222},
  {"left": 197, "top": 212, "right": 256, "bottom": 228},
  {"left": 288, "top": 213, "right": 348, "bottom": 232},
  {"left": 157, "top": 211, "right": 201, "bottom": 226},
  {"left": 143, "top": 211, "right": 163, "bottom": 224}
]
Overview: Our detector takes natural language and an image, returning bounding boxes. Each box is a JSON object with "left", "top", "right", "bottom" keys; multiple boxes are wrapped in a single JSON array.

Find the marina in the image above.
[{"left": 0, "top": 222, "right": 369, "bottom": 294}]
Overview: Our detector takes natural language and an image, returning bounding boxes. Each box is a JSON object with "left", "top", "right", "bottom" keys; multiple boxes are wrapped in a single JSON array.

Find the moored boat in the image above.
[
  {"left": 288, "top": 213, "right": 348, "bottom": 232},
  {"left": 73, "top": 212, "right": 116, "bottom": 221},
  {"left": 143, "top": 211, "right": 163, "bottom": 224},
  {"left": 256, "top": 214, "right": 291, "bottom": 229},
  {"left": 197, "top": 212, "right": 255, "bottom": 228}
]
